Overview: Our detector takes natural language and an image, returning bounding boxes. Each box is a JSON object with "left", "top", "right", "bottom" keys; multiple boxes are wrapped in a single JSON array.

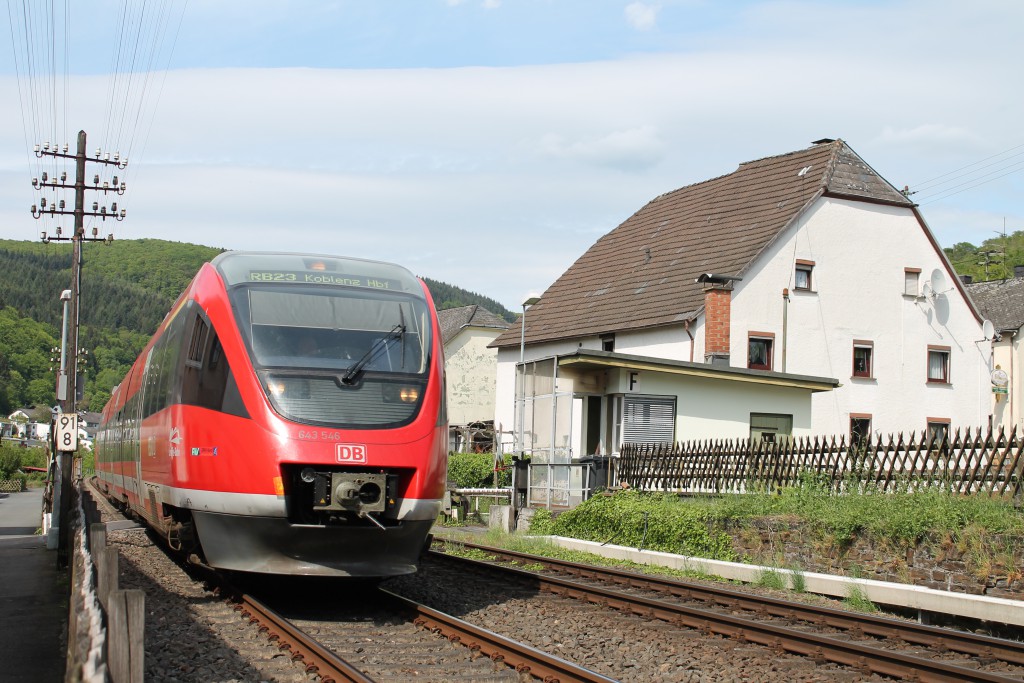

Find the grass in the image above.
[
  {"left": 844, "top": 584, "right": 878, "bottom": 612},
  {"left": 755, "top": 569, "right": 787, "bottom": 590}
]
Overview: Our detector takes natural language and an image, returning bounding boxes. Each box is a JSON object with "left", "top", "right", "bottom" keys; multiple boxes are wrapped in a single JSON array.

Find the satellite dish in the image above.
[
  {"left": 921, "top": 282, "right": 933, "bottom": 300},
  {"left": 929, "top": 268, "right": 948, "bottom": 295},
  {"left": 982, "top": 319, "right": 995, "bottom": 340}
]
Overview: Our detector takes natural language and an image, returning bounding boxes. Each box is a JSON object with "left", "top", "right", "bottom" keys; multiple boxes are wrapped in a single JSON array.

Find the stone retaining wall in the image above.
[{"left": 729, "top": 517, "right": 1023, "bottom": 600}]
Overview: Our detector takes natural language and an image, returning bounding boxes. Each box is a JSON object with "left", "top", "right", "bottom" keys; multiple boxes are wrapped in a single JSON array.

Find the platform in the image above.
[{"left": 0, "top": 488, "right": 66, "bottom": 682}]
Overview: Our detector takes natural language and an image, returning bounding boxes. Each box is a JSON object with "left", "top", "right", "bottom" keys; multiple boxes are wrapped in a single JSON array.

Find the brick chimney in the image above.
[{"left": 703, "top": 282, "right": 733, "bottom": 366}]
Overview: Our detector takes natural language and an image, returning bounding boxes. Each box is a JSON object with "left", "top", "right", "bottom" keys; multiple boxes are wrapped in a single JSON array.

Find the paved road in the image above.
[{"left": 0, "top": 488, "right": 66, "bottom": 682}]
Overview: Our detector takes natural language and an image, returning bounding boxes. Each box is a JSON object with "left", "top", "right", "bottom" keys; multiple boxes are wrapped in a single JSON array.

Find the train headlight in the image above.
[
  {"left": 300, "top": 467, "right": 316, "bottom": 484},
  {"left": 265, "top": 377, "right": 310, "bottom": 400},
  {"left": 383, "top": 384, "right": 421, "bottom": 403}
]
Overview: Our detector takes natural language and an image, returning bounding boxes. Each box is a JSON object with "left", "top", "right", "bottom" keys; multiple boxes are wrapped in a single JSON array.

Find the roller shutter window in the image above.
[{"left": 623, "top": 396, "right": 676, "bottom": 444}]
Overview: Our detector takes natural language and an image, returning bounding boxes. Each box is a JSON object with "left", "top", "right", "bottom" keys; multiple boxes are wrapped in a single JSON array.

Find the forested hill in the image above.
[{"left": 0, "top": 238, "right": 513, "bottom": 414}]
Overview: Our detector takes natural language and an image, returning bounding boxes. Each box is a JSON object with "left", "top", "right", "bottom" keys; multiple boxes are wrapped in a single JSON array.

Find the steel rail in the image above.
[
  {"left": 439, "top": 539, "right": 1024, "bottom": 666},
  {"left": 432, "top": 545, "right": 1022, "bottom": 682},
  {"left": 379, "top": 589, "right": 617, "bottom": 683},
  {"left": 234, "top": 592, "right": 375, "bottom": 683}
]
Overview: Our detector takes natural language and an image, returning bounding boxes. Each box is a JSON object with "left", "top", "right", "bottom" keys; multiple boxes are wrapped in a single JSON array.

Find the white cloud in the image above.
[
  {"left": 482, "top": 0, "right": 501, "bottom": 9},
  {"left": 875, "top": 125, "right": 984, "bottom": 152},
  {"left": 625, "top": 2, "right": 659, "bottom": 31},
  {"left": 539, "top": 126, "right": 665, "bottom": 171},
  {"left": 2, "top": 1, "right": 1022, "bottom": 309}
]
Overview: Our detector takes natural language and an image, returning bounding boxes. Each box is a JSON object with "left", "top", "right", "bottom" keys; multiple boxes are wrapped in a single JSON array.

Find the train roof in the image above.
[{"left": 212, "top": 252, "right": 425, "bottom": 297}]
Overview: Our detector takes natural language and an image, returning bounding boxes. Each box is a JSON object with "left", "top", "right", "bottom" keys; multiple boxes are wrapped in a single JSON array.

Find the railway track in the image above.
[
  {"left": 428, "top": 539, "right": 1024, "bottom": 682},
  {"left": 230, "top": 581, "right": 616, "bottom": 683},
  {"left": 88, "top": 479, "right": 612, "bottom": 682}
]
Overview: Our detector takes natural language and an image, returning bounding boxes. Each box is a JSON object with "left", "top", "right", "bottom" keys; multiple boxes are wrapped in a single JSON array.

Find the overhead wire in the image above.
[
  {"left": 908, "top": 142, "right": 1024, "bottom": 205},
  {"left": 919, "top": 159, "right": 1024, "bottom": 206},
  {"left": 8, "top": 0, "right": 187, "bottom": 240}
]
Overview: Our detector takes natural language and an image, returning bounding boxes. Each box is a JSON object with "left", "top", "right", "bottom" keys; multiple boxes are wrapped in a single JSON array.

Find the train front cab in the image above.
[{"left": 184, "top": 252, "right": 447, "bottom": 577}]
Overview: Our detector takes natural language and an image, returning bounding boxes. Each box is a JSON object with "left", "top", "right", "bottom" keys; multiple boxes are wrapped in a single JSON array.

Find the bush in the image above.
[
  {"left": 0, "top": 443, "right": 49, "bottom": 480},
  {"left": 447, "top": 452, "right": 512, "bottom": 488},
  {"left": 0, "top": 445, "right": 23, "bottom": 479},
  {"left": 546, "top": 490, "right": 738, "bottom": 561}
]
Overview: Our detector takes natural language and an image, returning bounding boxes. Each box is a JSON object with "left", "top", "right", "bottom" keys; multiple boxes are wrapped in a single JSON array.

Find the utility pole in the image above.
[{"left": 31, "top": 130, "right": 124, "bottom": 568}]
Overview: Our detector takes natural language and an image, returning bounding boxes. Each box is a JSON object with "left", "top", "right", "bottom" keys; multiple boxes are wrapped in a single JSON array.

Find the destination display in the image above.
[{"left": 247, "top": 271, "right": 401, "bottom": 289}]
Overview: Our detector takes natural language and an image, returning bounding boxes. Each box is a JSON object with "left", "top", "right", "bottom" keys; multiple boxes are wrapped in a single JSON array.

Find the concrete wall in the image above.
[{"left": 445, "top": 327, "right": 502, "bottom": 426}]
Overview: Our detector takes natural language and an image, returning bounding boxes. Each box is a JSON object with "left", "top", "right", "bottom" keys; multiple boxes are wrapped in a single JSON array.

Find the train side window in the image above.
[
  {"left": 186, "top": 316, "right": 209, "bottom": 367},
  {"left": 181, "top": 326, "right": 248, "bottom": 418},
  {"left": 182, "top": 313, "right": 210, "bottom": 406}
]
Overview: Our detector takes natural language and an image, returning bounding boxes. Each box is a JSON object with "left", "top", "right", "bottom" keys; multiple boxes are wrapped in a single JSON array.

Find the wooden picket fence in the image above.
[{"left": 618, "top": 425, "right": 1024, "bottom": 499}]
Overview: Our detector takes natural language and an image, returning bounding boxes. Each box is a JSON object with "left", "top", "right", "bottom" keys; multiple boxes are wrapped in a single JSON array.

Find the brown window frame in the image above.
[
  {"left": 795, "top": 259, "right": 815, "bottom": 292},
  {"left": 926, "top": 417, "right": 950, "bottom": 445},
  {"left": 850, "top": 413, "right": 872, "bottom": 446},
  {"left": 904, "top": 267, "right": 922, "bottom": 297},
  {"left": 852, "top": 340, "right": 873, "bottom": 378},
  {"left": 927, "top": 345, "right": 950, "bottom": 384},
  {"left": 748, "top": 332, "right": 775, "bottom": 371}
]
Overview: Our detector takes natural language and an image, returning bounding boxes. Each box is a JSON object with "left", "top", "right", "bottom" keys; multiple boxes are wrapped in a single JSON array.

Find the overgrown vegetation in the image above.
[
  {"left": 447, "top": 451, "right": 513, "bottom": 488},
  {"left": 0, "top": 442, "right": 48, "bottom": 486},
  {"left": 530, "top": 490, "right": 740, "bottom": 561},
  {"left": 526, "top": 486, "right": 1024, "bottom": 565}
]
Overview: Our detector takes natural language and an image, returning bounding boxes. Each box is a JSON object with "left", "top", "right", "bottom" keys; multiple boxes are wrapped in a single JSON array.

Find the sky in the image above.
[{"left": 1, "top": 0, "right": 1022, "bottom": 312}]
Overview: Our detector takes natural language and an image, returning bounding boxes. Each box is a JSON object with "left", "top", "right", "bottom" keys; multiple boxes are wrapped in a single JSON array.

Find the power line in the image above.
[
  {"left": 911, "top": 142, "right": 1024, "bottom": 189},
  {"left": 919, "top": 160, "right": 1024, "bottom": 205},
  {"left": 906, "top": 142, "right": 1024, "bottom": 204}
]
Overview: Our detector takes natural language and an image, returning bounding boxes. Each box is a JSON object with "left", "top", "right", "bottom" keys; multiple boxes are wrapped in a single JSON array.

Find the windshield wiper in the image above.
[{"left": 341, "top": 324, "right": 405, "bottom": 385}]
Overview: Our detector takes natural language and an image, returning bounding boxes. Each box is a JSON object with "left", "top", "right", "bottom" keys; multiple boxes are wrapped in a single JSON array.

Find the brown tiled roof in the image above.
[
  {"left": 493, "top": 139, "right": 914, "bottom": 348},
  {"left": 966, "top": 277, "right": 1024, "bottom": 333},
  {"left": 438, "top": 305, "right": 510, "bottom": 345}
]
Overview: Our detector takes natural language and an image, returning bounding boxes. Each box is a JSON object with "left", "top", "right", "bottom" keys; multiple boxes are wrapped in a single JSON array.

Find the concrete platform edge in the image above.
[{"left": 535, "top": 535, "right": 1024, "bottom": 627}]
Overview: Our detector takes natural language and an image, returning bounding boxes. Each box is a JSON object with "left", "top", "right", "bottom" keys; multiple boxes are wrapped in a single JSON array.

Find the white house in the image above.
[
  {"left": 966, "top": 272, "right": 1024, "bottom": 432},
  {"left": 491, "top": 139, "right": 991, "bottom": 504},
  {"left": 438, "top": 305, "right": 510, "bottom": 450}
]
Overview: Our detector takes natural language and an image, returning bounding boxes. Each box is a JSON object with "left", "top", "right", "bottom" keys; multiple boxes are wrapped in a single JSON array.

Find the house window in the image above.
[
  {"left": 750, "top": 413, "right": 792, "bottom": 445},
  {"left": 601, "top": 334, "right": 615, "bottom": 352},
  {"left": 623, "top": 395, "right": 676, "bottom": 444},
  {"left": 850, "top": 414, "right": 872, "bottom": 447},
  {"left": 905, "top": 268, "right": 921, "bottom": 296},
  {"left": 748, "top": 333, "right": 774, "bottom": 371},
  {"left": 927, "top": 346, "right": 950, "bottom": 383},
  {"left": 852, "top": 341, "right": 873, "bottom": 378},
  {"left": 795, "top": 260, "right": 814, "bottom": 291},
  {"left": 926, "top": 418, "right": 950, "bottom": 445}
]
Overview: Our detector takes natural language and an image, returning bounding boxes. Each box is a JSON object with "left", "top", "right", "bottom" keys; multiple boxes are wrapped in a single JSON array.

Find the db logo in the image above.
[{"left": 336, "top": 444, "right": 367, "bottom": 463}]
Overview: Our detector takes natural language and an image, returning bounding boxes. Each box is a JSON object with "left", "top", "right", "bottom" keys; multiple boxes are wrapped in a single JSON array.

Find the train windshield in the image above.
[{"left": 232, "top": 285, "right": 432, "bottom": 429}]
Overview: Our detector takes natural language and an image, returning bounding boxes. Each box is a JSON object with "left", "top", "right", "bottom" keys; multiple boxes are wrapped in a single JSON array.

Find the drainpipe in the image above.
[
  {"left": 781, "top": 288, "right": 790, "bottom": 373},
  {"left": 684, "top": 319, "right": 694, "bottom": 363}
]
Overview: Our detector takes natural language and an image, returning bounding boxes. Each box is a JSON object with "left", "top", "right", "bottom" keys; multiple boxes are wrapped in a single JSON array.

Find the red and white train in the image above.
[{"left": 94, "top": 252, "right": 447, "bottom": 577}]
